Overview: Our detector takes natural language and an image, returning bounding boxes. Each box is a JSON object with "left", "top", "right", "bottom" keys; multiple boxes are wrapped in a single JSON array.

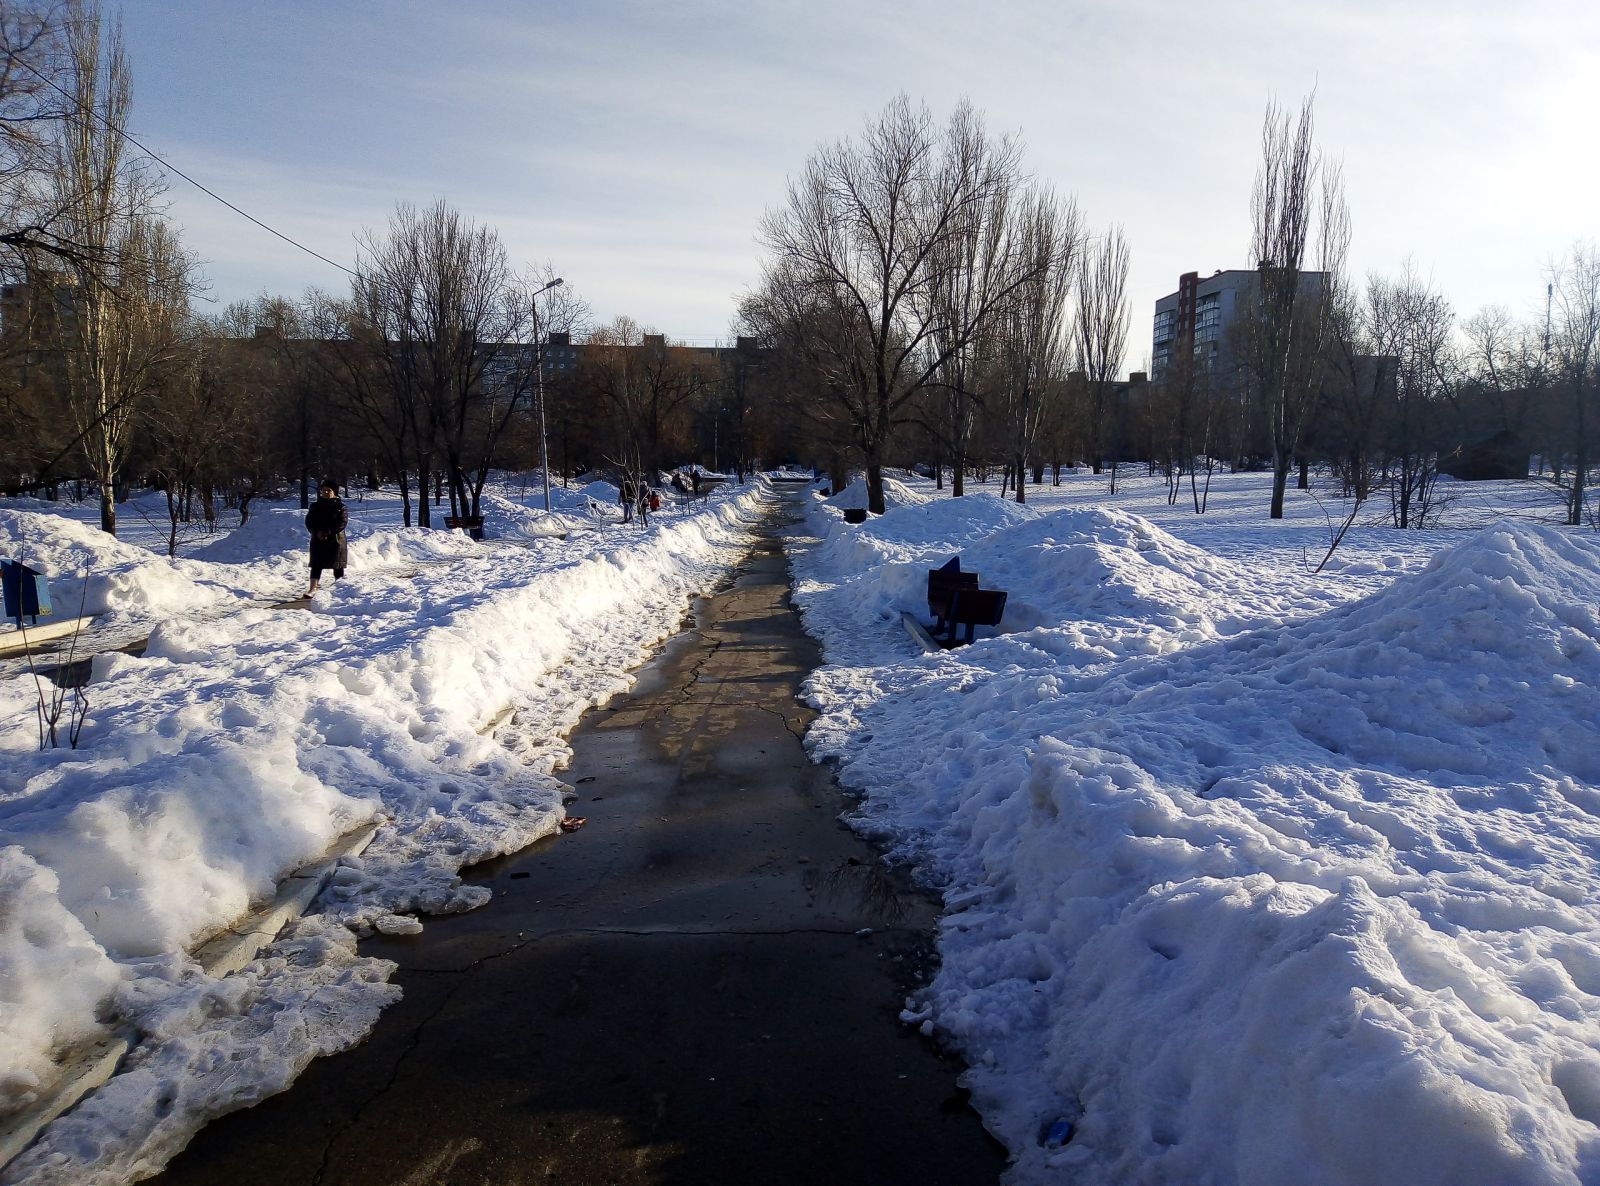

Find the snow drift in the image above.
[
  {"left": 0, "top": 480, "right": 768, "bottom": 1164},
  {"left": 795, "top": 506, "right": 1600, "bottom": 1186}
]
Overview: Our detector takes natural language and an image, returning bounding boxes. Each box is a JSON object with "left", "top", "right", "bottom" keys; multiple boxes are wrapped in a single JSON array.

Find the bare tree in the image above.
[
  {"left": 755, "top": 96, "right": 1039, "bottom": 514},
  {"left": 996, "top": 186, "right": 1082, "bottom": 503},
  {"left": 579, "top": 317, "right": 711, "bottom": 492},
  {"left": 1548, "top": 242, "right": 1600, "bottom": 526},
  {"left": 1321, "top": 273, "right": 1389, "bottom": 503},
  {"left": 923, "top": 108, "right": 1022, "bottom": 496},
  {"left": 0, "top": 1, "right": 68, "bottom": 272},
  {"left": 1366, "top": 264, "right": 1456, "bottom": 528},
  {"left": 1245, "top": 94, "right": 1348, "bottom": 519},
  {"left": 1075, "top": 225, "right": 1130, "bottom": 487},
  {"left": 144, "top": 323, "right": 250, "bottom": 557},
  {"left": 353, "top": 200, "right": 533, "bottom": 526},
  {"left": 43, "top": 0, "right": 193, "bottom": 535}
]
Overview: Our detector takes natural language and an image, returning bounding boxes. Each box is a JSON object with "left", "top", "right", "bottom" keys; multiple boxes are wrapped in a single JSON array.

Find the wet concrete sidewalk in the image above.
[{"left": 153, "top": 493, "right": 1004, "bottom": 1185}]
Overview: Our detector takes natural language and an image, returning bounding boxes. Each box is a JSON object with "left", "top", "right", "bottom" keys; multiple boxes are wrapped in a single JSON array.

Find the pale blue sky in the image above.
[{"left": 119, "top": 0, "right": 1598, "bottom": 359}]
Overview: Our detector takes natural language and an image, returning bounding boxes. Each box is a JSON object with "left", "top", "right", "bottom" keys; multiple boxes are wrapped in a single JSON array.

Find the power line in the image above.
[{"left": 15, "top": 55, "right": 357, "bottom": 279}]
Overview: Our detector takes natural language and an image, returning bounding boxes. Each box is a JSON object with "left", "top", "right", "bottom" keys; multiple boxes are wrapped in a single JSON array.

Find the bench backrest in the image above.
[{"left": 928, "top": 569, "right": 979, "bottom": 596}]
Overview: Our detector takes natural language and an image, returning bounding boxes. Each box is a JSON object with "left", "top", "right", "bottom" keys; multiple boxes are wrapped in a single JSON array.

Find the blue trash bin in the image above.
[{"left": 1, "top": 559, "right": 52, "bottom": 626}]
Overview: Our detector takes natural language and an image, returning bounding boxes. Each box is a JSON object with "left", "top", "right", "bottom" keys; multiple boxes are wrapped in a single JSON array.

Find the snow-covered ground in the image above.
[
  {"left": 4, "top": 464, "right": 1598, "bottom": 1185},
  {"left": 0, "top": 475, "right": 766, "bottom": 1183},
  {"left": 792, "top": 469, "right": 1600, "bottom": 1186}
]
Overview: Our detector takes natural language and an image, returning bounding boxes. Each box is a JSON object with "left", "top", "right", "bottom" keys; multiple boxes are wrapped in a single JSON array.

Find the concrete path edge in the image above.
[
  {"left": 0, "top": 822, "right": 380, "bottom": 1173},
  {"left": 900, "top": 610, "right": 940, "bottom": 653}
]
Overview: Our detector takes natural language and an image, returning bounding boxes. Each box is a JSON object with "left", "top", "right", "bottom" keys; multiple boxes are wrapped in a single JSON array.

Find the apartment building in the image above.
[{"left": 1151, "top": 268, "right": 1326, "bottom": 382}]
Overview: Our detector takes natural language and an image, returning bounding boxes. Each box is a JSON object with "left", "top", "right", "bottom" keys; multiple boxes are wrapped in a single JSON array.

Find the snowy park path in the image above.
[{"left": 143, "top": 492, "right": 1003, "bottom": 1186}]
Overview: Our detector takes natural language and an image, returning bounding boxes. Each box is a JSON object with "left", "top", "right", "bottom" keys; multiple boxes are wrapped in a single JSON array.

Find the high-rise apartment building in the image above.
[{"left": 1151, "top": 268, "right": 1326, "bottom": 382}]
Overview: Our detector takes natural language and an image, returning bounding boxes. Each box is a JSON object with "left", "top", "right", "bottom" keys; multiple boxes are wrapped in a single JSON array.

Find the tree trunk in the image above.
[
  {"left": 417, "top": 459, "right": 433, "bottom": 528},
  {"left": 1269, "top": 460, "right": 1290, "bottom": 519},
  {"left": 865, "top": 457, "right": 886, "bottom": 515},
  {"left": 1570, "top": 380, "right": 1588, "bottom": 526}
]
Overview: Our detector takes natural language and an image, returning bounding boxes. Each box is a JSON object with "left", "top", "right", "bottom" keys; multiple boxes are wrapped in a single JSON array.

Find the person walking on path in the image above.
[
  {"left": 619, "top": 476, "right": 637, "bottom": 524},
  {"left": 304, "top": 480, "right": 348, "bottom": 597}
]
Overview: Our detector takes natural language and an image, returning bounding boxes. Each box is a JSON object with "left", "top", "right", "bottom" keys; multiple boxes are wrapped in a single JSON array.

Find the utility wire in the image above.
[{"left": 16, "top": 55, "right": 357, "bottom": 278}]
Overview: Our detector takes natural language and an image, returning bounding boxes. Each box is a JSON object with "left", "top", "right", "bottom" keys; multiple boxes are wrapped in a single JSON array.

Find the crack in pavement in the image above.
[
  {"left": 307, "top": 978, "right": 464, "bottom": 1186},
  {"left": 754, "top": 702, "right": 808, "bottom": 744},
  {"left": 666, "top": 635, "right": 723, "bottom": 703}
]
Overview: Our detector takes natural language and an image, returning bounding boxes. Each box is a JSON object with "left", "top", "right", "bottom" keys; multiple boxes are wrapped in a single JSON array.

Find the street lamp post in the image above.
[{"left": 534, "top": 277, "right": 564, "bottom": 513}]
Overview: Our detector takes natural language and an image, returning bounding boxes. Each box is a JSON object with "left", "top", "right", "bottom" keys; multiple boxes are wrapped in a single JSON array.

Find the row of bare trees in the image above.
[
  {"left": 0, "top": 9, "right": 760, "bottom": 538},
  {"left": 0, "top": 0, "right": 202, "bottom": 537},
  {"left": 1171, "top": 96, "right": 1600, "bottom": 529},
  {"left": 5, "top": 40, "right": 1595, "bottom": 535},
  {"left": 742, "top": 92, "right": 1600, "bottom": 531},
  {"left": 0, "top": 1, "right": 614, "bottom": 541},
  {"left": 1115, "top": 241, "right": 1600, "bottom": 532},
  {"left": 740, "top": 95, "right": 1131, "bottom": 514}
]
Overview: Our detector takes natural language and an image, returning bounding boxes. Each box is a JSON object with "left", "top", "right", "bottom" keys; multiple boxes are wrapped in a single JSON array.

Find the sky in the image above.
[{"left": 116, "top": 0, "right": 1600, "bottom": 365}]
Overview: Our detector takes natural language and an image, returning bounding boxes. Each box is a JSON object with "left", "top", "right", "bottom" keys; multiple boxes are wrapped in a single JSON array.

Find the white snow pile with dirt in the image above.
[
  {"left": 823, "top": 473, "right": 929, "bottom": 512},
  {"left": 0, "top": 503, "right": 490, "bottom": 628},
  {"left": 476, "top": 490, "right": 585, "bottom": 540},
  {"left": 0, "top": 479, "right": 768, "bottom": 1184},
  {"left": 0, "top": 508, "right": 236, "bottom": 621},
  {"left": 792, "top": 483, "right": 1600, "bottom": 1186},
  {"left": 185, "top": 506, "right": 308, "bottom": 563}
]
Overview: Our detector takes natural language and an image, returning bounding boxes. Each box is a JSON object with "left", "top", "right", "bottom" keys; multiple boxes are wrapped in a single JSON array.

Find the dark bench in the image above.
[
  {"left": 942, "top": 588, "right": 1008, "bottom": 646},
  {"left": 927, "top": 560, "right": 979, "bottom": 637},
  {"left": 925, "top": 557, "right": 1007, "bottom": 647},
  {"left": 443, "top": 514, "right": 485, "bottom": 540}
]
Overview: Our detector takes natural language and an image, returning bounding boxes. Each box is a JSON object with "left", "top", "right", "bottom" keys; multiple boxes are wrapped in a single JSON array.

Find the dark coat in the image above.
[{"left": 305, "top": 498, "right": 348, "bottom": 570}]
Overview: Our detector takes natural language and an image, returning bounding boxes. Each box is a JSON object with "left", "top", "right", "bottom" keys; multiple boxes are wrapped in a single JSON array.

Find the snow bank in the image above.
[
  {"left": 0, "top": 479, "right": 769, "bottom": 1156},
  {"left": 2, "top": 917, "right": 399, "bottom": 1186},
  {"left": 0, "top": 509, "right": 231, "bottom": 620},
  {"left": 794, "top": 502, "right": 1600, "bottom": 1185},
  {"left": 798, "top": 499, "right": 1331, "bottom": 671},
  {"left": 0, "top": 849, "right": 125, "bottom": 1105},
  {"left": 823, "top": 474, "right": 929, "bottom": 512},
  {"left": 476, "top": 490, "right": 585, "bottom": 540},
  {"left": 186, "top": 508, "right": 305, "bottom": 563}
]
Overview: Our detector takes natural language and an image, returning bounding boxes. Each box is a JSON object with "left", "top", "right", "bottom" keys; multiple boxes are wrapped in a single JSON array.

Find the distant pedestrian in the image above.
[
  {"left": 304, "top": 480, "right": 347, "bottom": 597},
  {"left": 620, "top": 477, "right": 637, "bottom": 523},
  {"left": 648, "top": 490, "right": 661, "bottom": 513}
]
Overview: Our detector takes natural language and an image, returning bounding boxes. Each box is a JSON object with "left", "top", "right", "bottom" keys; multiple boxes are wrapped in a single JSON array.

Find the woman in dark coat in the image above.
[{"left": 304, "top": 480, "right": 348, "bottom": 597}]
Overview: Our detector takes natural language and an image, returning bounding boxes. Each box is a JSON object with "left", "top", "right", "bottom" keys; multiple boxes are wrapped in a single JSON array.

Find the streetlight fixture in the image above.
[{"left": 533, "top": 277, "right": 564, "bottom": 513}]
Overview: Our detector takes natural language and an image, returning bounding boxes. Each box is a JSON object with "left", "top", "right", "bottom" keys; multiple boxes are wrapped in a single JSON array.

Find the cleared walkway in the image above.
[{"left": 152, "top": 492, "right": 1003, "bottom": 1185}]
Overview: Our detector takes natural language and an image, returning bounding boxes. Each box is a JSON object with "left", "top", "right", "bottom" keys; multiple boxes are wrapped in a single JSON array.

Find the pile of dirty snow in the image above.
[
  {"left": 0, "top": 480, "right": 772, "bottom": 1181},
  {"left": 792, "top": 500, "right": 1600, "bottom": 1186},
  {"left": 822, "top": 474, "right": 929, "bottom": 513},
  {"left": 0, "top": 509, "right": 237, "bottom": 619}
]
